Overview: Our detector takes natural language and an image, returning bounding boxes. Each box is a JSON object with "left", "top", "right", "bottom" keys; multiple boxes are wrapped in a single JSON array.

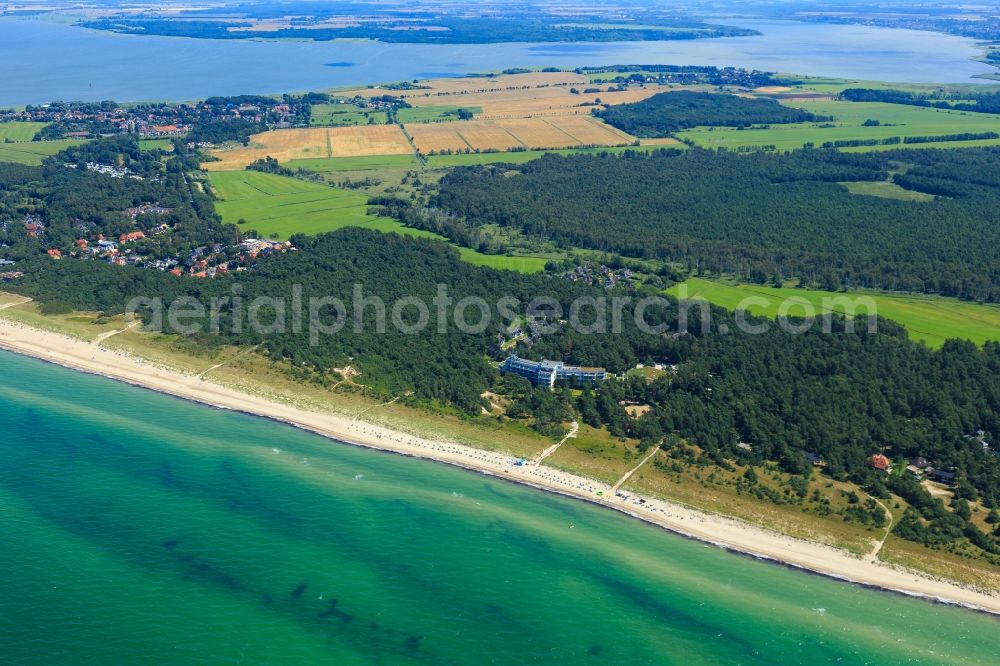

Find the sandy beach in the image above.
[{"left": 2, "top": 317, "right": 999, "bottom": 616}]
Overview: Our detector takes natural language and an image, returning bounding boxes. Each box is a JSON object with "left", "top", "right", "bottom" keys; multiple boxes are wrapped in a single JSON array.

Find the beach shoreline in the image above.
[{"left": 2, "top": 317, "right": 999, "bottom": 617}]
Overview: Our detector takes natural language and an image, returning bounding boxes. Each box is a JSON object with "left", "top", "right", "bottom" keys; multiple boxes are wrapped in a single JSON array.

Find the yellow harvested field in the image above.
[
  {"left": 406, "top": 116, "right": 634, "bottom": 154},
  {"left": 453, "top": 123, "right": 523, "bottom": 151},
  {"left": 203, "top": 126, "right": 412, "bottom": 170},
  {"left": 501, "top": 118, "right": 581, "bottom": 149},
  {"left": 406, "top": 124, "right": 472, "bottom": 153},
  {"left": 346, "top": 72, "right": 670, "bottom": 120},
  {"left": 547, "top": 115, "right": 634, "bottom": 145},
  {"left": 329, "top": 125, "right": 413, "bottom": 156}
]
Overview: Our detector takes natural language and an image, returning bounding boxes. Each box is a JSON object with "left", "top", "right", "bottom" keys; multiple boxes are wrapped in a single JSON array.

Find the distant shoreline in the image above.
[{"left": 1, "top": 317, "right": 999, "bottom": 617}]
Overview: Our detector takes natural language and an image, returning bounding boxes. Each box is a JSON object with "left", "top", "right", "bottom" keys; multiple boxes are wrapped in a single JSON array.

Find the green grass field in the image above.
[
  {"left": 138, "top": 138, "right": 174, "bottom": 152},
  {"left": 675, "top": 99, "right": 1000, "bottom": 152},
  {"left": 840, "top": 180, "right": 935, "bottom": 201},
  {"left": 454, "top": 248, "right": 548, "bottom": 272},
  {"left": 207, "top": 170, "right": 546, "bottom": 272},
  {"left": 666, "top": 277, "right": 1000, "bottom": 348},
  {"left": 397, "top": 105, "right": 481, "bottom": 124},
  {"left": 0, "top": 121, "right": 84, "bottom": 165},
  {"left": 208, "top": 170, "right": 391, "bottom": 239},
  {"left": 0, "top": 121, "right": 48, "bottom": 142},
  {"left": 310, "top": 103, "right": 387, "bottom": 126},
  {"left": 285, "top": 154, "right": 420, "bottom": 173},
  {"left": 0, "top": 138, "right": 85, "bottom": 165},
  {"left": 425, "top": 144, "right": 674, "bottom": 167}
]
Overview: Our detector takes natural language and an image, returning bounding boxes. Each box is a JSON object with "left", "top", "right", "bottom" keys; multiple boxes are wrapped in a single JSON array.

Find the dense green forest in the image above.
[
  {"left": 594, "top": 91, "right": 826, "bottom": 137},
  {"left": 433, "top": 148, "right": 1000, "bottom": 301}
]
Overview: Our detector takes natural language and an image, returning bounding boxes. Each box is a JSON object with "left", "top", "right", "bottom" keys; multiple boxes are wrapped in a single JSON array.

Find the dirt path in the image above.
[
  {"left": 611, "top": 445, "right": 661, "bottom": 494},
  {"left": 352, "top": 392, "right": 413, "bottom": 421},
  {"left": 531, "top": 420, "right": 579, "bottom": 465},
  {"left": 867, "top": 496, "right": 895, "bottom": 562},
  {"left": 93, "top": 320, "right": 140, "bottom": 344}
]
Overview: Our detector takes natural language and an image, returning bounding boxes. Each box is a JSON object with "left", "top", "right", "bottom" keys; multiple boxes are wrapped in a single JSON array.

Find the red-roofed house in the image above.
[
  {"left": 868, "top": 454, "right": 890, "bottom": 472},
  {"left": 47, "top": 248, "right": 62, "bottom": 259},
  {"left": 119, "top": 231, "right": 146, "bottom": 243}
]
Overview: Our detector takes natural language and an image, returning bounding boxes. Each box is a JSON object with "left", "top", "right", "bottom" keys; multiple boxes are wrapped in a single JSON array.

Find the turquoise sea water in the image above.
[
  {"left": 0, "top": 350, "right": 997, "bottom": 665},
  {"left": 0, "top": 18, "right": 995, "bottom": 105}
]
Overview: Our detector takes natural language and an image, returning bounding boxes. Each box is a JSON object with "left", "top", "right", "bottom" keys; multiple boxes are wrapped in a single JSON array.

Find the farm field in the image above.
[
  {"left": 424, "top": 144, "right": 675, "bottom": 167},
  {"left": 344, "top": 71, "right": 669, "bottom": 120},
  {"left": 204, "top": 125, "right": 413, "bottom": 171},
  {"left": 310, "top": 103, "right": 387, "bottom": 126},
  {"left": 207, "top": 170, "right": 547, "bottom": 273},
  {"left": 407, "top": 115, "right": 634, "bottom": 154},
  {"left": 676, "top": 99, "right": 1000, "bottom": 152},
  {"left": 0, "top": 121, "right": 48, "bottom": 142},
  {"left": 666, "top": 277, "right": 1000, "bottom": 348}
]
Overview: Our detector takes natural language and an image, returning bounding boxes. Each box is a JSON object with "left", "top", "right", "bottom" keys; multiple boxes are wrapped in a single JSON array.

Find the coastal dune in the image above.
[{"left": 1, "top": 317, "right": 998, "bottom": 616}]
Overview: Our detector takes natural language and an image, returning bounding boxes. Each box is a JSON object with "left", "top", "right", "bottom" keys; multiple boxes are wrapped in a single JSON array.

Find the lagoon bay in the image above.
[
  {"left": 0, "top": 350, "right": 997, "bottom": 665},
  {"left": 0, "top": 17, "right": 996, "bottom": 106}
]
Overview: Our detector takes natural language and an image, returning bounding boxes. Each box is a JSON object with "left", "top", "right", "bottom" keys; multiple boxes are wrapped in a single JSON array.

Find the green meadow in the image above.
[
  {"left": 397, "top": 105, "right": 481, "bottom": 124},
  {"left": 138, "top": 138, "right": 173, "bottom": 152},
  {"left": 208, "top": 171, "right": 389, "bottom": 239},
  {"left": 676, "top": 99, "right": 1000, "bottom": 152},
  {"left": 840, "top": 179, "right": 935, "bottom": 201},
  {"left": 453, "top": 248, "right": 548, "bottom": 272},
  {"left": 310, "top": 103, "right": 387, "bottom": 126},
  {"left": 0, "top": 121, "right": 48, "bottom": 142},
  {"left": 0, "top": 121, "right": 84, "bottom": 165},
  {"left": 666, "top": 277, "right": 1000, "bottom": 348},
  {"left": 208, "top": 170, "right": 546, "bottom": 272},
  {"left": 425, "top": 144, "right": 672, "bottom": 167},
  {"left": 0, "top": 141, "right": 85, "bottom": 165}
]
